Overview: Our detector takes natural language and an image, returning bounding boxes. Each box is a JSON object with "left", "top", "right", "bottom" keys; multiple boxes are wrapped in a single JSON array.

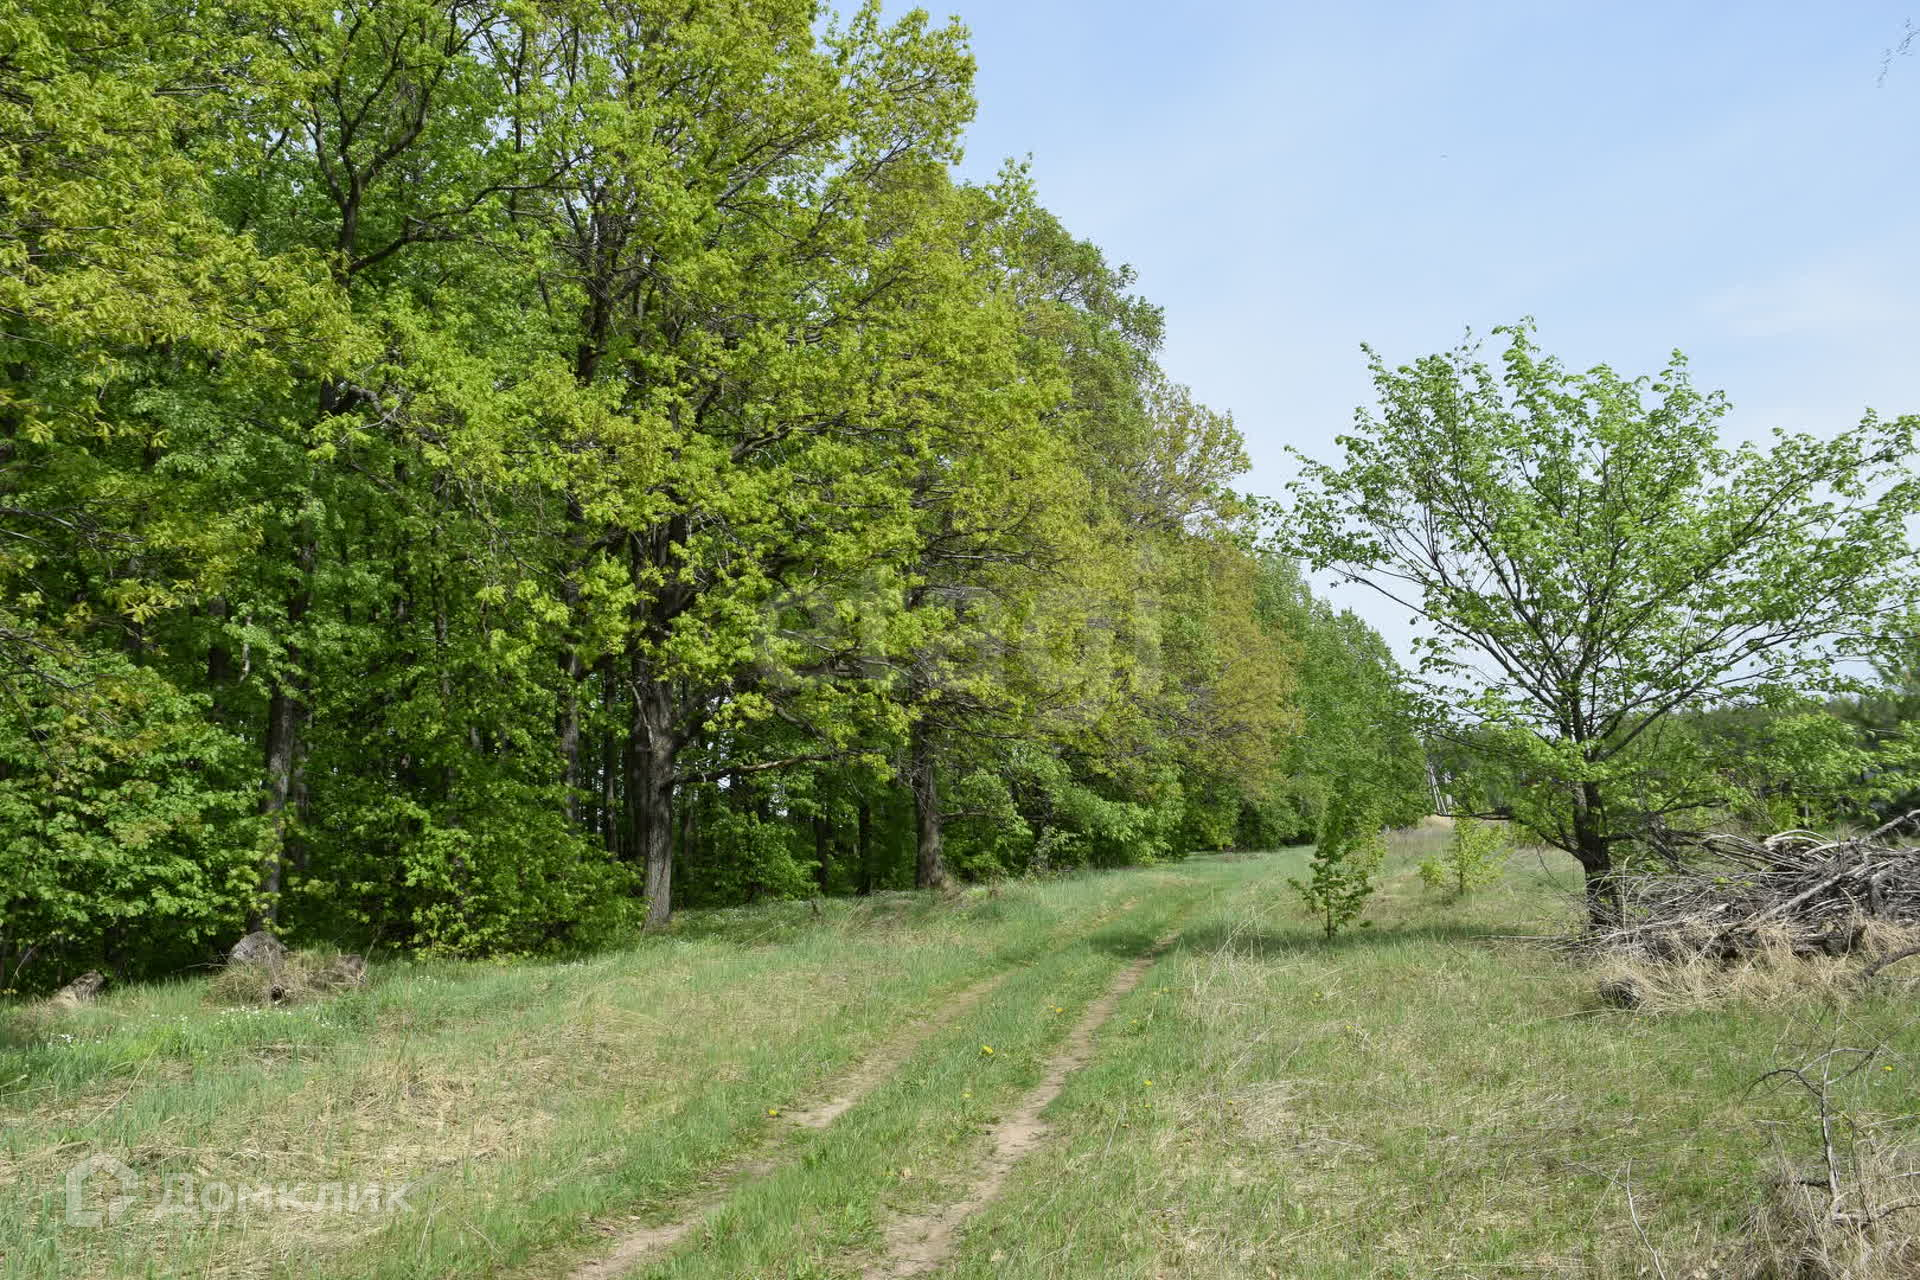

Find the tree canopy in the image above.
[
  {"left": 0, "top": 0, "right": 1417, "bottom": 988},
  {"left": 1277, "top": 323, "right": 1920, "bottom": 919}
]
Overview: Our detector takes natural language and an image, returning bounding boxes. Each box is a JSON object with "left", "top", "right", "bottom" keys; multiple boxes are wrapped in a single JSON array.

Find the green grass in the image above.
[
  {"left": 9, "top": 837, "right": 1920, "bottom": 1278},
  {"left": 2, "top": 864, "right": 1232, "bottom": 1278},
  {"left": 940, "top": 834, "right": 1920, "bottom": 1278}
]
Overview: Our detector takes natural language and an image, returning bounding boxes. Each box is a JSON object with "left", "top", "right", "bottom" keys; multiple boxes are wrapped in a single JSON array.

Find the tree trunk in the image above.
[
  {"left": 598, "top": 656, "right": 619, "bottom": 854},
  {"left": 856, "top": 800, "right": 874, "bottom": 895},
  {"left": 558, "top": 647, "right": 582, "bottom": 824},
  {"left": 813, "top": 812, "right": 832, "bottom": 893},
  {"left": 1571, "top": 779, "right": 1618, "bottom": 928},
  {"left": 910, "top": 722, "right": 948, "bottom": 890},
  {"left": 253, "top": 532, "right": 313, "bottom": 932},
  {"left": 557, "top": 495, "right": 592, "bottom": 825},
  {"left": 254, "top": 687, "right": 299, "bottom": 931},
  {"left": 627, "top": 670, "right": 678, "bottom": 931},
  {"left": 678, "top": 789, "right": 696, "bottom": 877}
]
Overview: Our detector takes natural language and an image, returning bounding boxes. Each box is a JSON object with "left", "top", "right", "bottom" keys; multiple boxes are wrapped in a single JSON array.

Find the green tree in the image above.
[
  {"left": 1289, "top": 788, "right": 1386, "bottom": 938},
  {"left": 1834, "top": 630, "right": 1920, "bottom": 820},
  {"left": 0, "top": 0, "right": 1331, "bottom": 987},
  {"left": 1417, "top": 817, "right": 1512, "bottom": 899},
  {"left": 1254, "top": 558, "right": 1429, "bottom": 841},
  {"left": 1279, "top": 323, "right": 1918, "bottom": 923}
]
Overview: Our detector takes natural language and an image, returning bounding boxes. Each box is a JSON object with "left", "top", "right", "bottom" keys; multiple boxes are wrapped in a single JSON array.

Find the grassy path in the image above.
[
  {"left": 562, "top": 893, "right": 1199, "bottom": 1280},
  {"left": 862, "top": 926, "right": 1187, "bottom": 1279},
  {"left": 935, "top": 840, "right": 1920, "bottom": 1279},
  {"left": 559, "top": 869, "right": 1245, "bottom": 1280},
  {"left": 12, "top": 839, "right": 1920, "bottom": 1278},
  {"left": 4, "top": 859, "right": 1255, "bottom": 1279}
]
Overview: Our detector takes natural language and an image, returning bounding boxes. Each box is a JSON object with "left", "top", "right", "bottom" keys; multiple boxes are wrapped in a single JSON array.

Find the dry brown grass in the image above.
[
  {"left": 206, "top": 946, "right": 368, "bottom": 1006},
  {"left": 1733, "top": 1140, "right": 1920, "bottom": 1279},
  {"left": 1588, "top": 921, "right": 1920, "bottom": 1013}
]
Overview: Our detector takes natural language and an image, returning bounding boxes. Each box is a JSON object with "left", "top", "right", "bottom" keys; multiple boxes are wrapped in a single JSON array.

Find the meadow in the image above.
[{"left": 8, "top": 834, "right": 1918, "bottom": 1278}]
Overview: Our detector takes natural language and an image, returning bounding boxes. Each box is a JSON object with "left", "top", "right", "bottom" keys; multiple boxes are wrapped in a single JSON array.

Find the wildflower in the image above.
[
  {"left": 1144, "top": 1079, "right": 1153, "bottom": 1086},
  {"left": 980, "top": 1044, "right": 994, "bottom": 1056},
  {"left": 767, "top": 1107, "right": 780, "bottom": 1117}
]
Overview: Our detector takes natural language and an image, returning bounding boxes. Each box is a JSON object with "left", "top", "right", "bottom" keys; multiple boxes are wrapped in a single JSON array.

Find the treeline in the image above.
[
  {"left": 0, "top": 0, "right": 1423, "bottom": 988},
  {"left": 1431, "top": 646, "right": 1920, "bottom": 841}
]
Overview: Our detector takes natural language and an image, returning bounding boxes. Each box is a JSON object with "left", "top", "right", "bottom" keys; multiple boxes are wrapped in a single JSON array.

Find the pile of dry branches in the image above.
[{"left": 1594, "top": 811, "right": 1920, "bottom": 966}]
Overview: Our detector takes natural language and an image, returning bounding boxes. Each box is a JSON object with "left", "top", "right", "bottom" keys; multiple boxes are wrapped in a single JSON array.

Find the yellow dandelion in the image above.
[
  {"left": 981, "top": 1044, "right": 995, "bottom": 1056},
  {"left": 1144, "top": 1079, "right": 1153, "bottom": 1086},
  {"left": 767, "top": 1107, "right": 780, "bottom": 1117}
]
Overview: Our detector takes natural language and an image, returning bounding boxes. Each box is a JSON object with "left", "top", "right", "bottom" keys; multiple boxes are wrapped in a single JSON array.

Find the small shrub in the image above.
[
  {"left": 1417, "top": 816, "right": 1512, "bottom": 899},
  {"left": 1290, "top": 794, "right": 1386, "bottom": 938}
]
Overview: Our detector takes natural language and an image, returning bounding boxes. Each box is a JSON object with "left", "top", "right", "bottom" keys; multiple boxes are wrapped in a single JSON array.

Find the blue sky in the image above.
[{"left": 883, "top": 1, "right": 1920, "bottom": 651}]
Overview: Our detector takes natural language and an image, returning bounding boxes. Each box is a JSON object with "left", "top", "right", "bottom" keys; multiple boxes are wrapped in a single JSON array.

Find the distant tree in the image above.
[
  {"left": 1417, "top": 817, "right": 1512, "bottom": 900},
  {"left": 1255, "top": 556, "right": 1433, "bottom": 841},
  {"left": 1277, "top": 323, "right": 1918, "bottom": 924},
  {"left": 1833, "top": 631, "right": 1920, "bottom": 819}
]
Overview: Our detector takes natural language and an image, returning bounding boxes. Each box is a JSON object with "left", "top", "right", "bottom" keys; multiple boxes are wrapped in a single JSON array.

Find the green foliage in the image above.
[
  {"left": 1288, "top": 791, "right": 1386, "bottom": 938},
  {"left": 0, "top": 0, "right": 1389, "bottom": 985},
  {"left": 1832, "top": 631, "right": 1920, "bottom": 821},
  {"left": 1279, "top": 322, "right": 1920, "bottom": 915},
  {"left": 676, "top": 808, "right": 820, "bottom": 909},
  {"left": 0, "top": 658, "right": 259, "bottom": 988},
  {"left": 1417, "top": 818, "right": 1513, "bottom": 899},
  {"left": 1255, "top": 557, "right": 1430, "bottom": 843}
]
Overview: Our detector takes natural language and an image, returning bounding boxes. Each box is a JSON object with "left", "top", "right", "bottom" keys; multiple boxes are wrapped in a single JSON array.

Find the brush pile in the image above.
[{"left": 1595, "top": 811, "right": 1920, "bottom": 963}]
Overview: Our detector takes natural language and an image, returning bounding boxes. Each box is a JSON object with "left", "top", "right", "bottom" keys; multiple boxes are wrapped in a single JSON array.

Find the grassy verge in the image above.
[
  {"left": 3, "top": 867, "right": 1194, "bottom": 1279},
  {"left": 941, "top": 833, "right": 1920, "bottom": 1278},
  {"left": 15, "top": 835, "right": 1918, "bottom": 1278}
]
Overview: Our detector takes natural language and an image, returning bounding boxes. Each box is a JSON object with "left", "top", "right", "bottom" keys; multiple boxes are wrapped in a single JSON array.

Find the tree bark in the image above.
[
  {"left": 813, "top": 811, "right": 832, "bottom": 893},
  {"left": 1571, "top": 779, "right": 1618, "bottom": 928},
  {"left": 254, "top": 686, "right": 298, "bottom": 931},
  {"left": 910, "top": 722, "right": 948, "bottom": 890},
  {"left": 556, "top": 495, "right": 592, "bottom": 825},
  {"left": 628, "top": 669, "right": 678, "bottom": 930},
  {"left": 558, "top": 646, "right": 582, "bottom": 823},
  {"left": 598, "top": 656, "right": 619, "bottom": 854},
  {"left": 856, "top": 800, "right": 874, "bottom": 895},
  {"left": 253, "top": 532, "right": 313, "bottom": 932}
]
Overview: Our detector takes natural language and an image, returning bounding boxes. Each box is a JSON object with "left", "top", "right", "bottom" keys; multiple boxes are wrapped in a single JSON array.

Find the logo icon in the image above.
[{"left": 65, "top": 1153, "right": 138, "bottom": 1228}]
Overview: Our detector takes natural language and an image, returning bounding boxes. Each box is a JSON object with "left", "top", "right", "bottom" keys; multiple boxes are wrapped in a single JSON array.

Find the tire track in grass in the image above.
[
  {"left": 567, "top": 969, "right": 1013, "bottom": 1280},
  {"left": 566, "top": 894, "right": 1159, "bottom": 1280},
  {"left": 861, "top": 928, "right": 1184, "bottom": 1280}
]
